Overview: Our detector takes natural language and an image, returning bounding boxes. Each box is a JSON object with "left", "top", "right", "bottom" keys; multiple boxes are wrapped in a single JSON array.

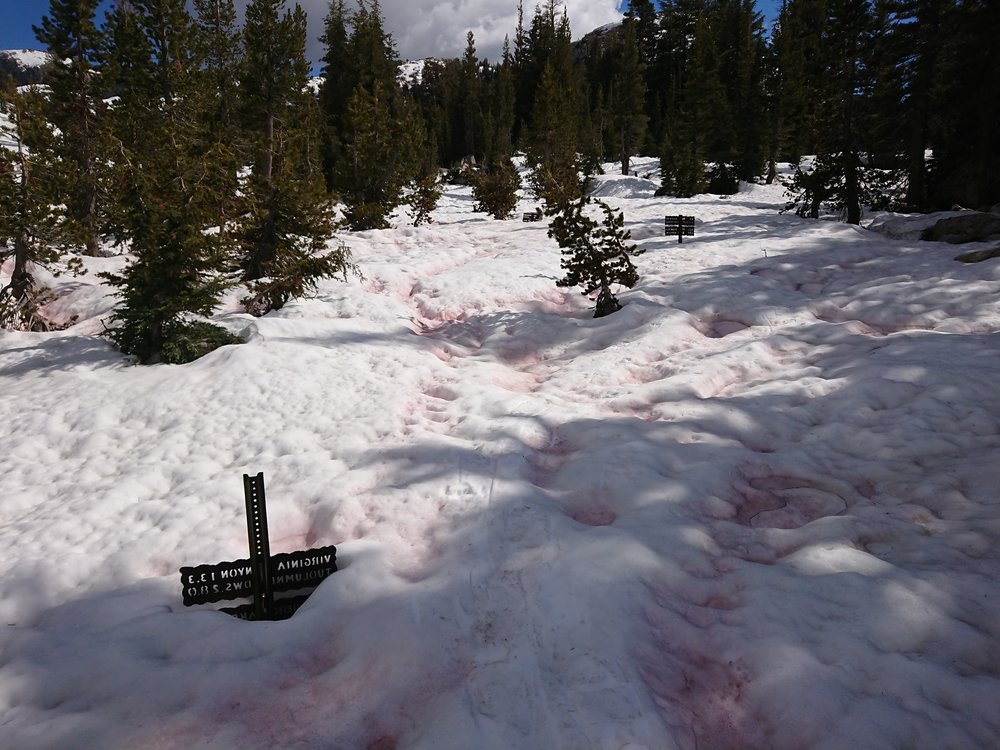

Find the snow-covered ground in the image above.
[{"left": 2, "top": 161, "right": 999, "bottom": 749}]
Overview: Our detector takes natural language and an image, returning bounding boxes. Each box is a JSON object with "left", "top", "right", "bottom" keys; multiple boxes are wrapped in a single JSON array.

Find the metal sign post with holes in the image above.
[
  {"left": 179, "top": 473, "right": 337, "bottom": 621},
  {"left": 665, "top": 215, "right": 695, "bottom": 243},
  {"left": 243, "top": 473, "right": 273, "bottom": 620}
]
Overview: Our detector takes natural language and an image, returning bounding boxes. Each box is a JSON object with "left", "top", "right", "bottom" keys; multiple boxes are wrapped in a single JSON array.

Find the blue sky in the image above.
[
  {"left": 2, "top": 1, "right": 782, "bottom": 62},
  {"left": 1, "top": 1, "right": 112, "bottom": 51}
]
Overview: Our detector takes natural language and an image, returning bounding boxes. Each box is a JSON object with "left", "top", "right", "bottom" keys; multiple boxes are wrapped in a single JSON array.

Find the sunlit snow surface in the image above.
[{"left": 2, "top": 161, "right": 1000, "bottom": 750}]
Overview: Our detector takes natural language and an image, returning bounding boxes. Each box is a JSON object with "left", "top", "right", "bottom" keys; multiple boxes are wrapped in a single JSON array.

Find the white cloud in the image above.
[{"left": 282, "top": 0, "right": 624, "bottom": 65}]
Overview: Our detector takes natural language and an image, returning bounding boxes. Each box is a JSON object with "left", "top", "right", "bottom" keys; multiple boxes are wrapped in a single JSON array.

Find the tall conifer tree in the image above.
[
  {"left": 525, "top": 5, "right": 581, "bottom": 203},
  {"left": 325, "top": 0, "right": 420, "bottom": 229},
  {"left": 33, "top": 0, "right": 108, "bottom": 256},
  {"left": 239, "top": 0, "right": 352, "bottom": 313},
  {"left": 611, "top": 17, "right": 648, "bottom": 176},
  {"left": 101, "top": 0, "right": 238, "bottom": 363},
  {"left": 0, "top": 81, "right": 66, "bottom": 330},
  {"left": 192, "top": 0, "right": 244, "bottom": 228},
  {"left": 815, "top": 0, "right": 876, "bottom": 223},
  {"left": 926, "top": 0, "right": 1000, "bottom": 208}
]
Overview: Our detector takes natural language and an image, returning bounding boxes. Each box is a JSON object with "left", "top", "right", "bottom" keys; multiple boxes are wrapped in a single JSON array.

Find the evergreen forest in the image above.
[{"left": 1, "top": 0, "right": 998, "bottom": 358}]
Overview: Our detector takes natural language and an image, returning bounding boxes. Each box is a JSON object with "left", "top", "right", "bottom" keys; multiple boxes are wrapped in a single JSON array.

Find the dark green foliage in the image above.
[
  {"left": 775, "top": 0, "right": 906, "bottom": 223},
  {"left": 344, "top": 0, "right": 400, "bottom": 94},
  {"left": 409, "top": 173, "right": 443, "bottom": 226},
  {"left": 101, "top": 196, "right": 235, "bottom": 363},
  {"left": 192, "top": 0, "right": 244, "bottom": 227},
  {"left": 0, "top": 81, "right": 68, "bottom": 331},
  {"left": 769, "top": 0, "right": 827, "bottom": 162},
  {"left": 785, "top": 155, "right": 903, "bottom": 219},
  {"left": 242, "top": 236, "right": 354, "bottom": 315},
  {"left": 657, "top": 127, "right": 708, "bottom": 198},
  {"left": 470, "top": 155, "right": 521, "bottom": 219},
  {"left": 609, "top": 17, "right": 648, "bottom": 176},
  {"left": 100, "top": 0, "right": 237, "bottom": 363},
  {"left": 657, "top": 9, "right": 724, "bottom": 196},
  {"left": 926, "top": 0, "right": 1000, "bottom": 209},
  {"left": 319, "top": 0, "right": 401, "bottom": 187},
  {"left": 458, "top": 31, "right": 483, "bottom": 159},
  {"left": 523, "top": 4, "right": 582, "bottom": 203},
  {"left": 485, "top": 40, "right": 517, "bottom": 161},
  {"left": 159, "top": 321, "right": 244, "bottom": 365},
  {"left": 815, "top": 0, "right": 876, "bottom": 224},
  {"left": 33, "top": 0, "right": 110, "bottom": 255},
  {"left": 547, "top": 193, "right": 644, "bottom": 318},
  {"left": 335, "top": 82, "right": 420, "bottom": 230},
  {"left": 321, "top": 0, "right": 421, "bottom": 230},
  {"left": 238, "top": 0, "right": 353, "bottom": 315},
  {"left": 783, "top": 158, "right": 836, "bottom": 219},
  {"left": 403, "top": 111, "right": 441, "bottom": 226},
  {"left": 318, "top": 0, "right": 351, "bottom": 126}
]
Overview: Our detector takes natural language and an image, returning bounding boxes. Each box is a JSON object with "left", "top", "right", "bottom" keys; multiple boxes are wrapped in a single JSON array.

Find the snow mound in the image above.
[{"left": 589, "top": 173, "right": 658, "bottom": 199}]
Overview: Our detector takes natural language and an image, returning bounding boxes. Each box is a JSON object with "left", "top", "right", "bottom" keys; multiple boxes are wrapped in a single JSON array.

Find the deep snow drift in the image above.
[{"left": 2, "top": 161, "right": 999, "bottom": 750}]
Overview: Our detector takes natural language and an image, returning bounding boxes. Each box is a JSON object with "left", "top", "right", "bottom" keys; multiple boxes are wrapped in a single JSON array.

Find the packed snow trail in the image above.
[{"left": 2, "top": 166, "right": 999, "bottom": 749}]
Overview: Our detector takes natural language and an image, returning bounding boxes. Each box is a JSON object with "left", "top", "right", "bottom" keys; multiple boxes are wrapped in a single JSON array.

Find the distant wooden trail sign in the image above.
[
  {"left": 665, "top": 215, "right": 695, "bottom": 243},
  {"left": 179, "top": 473, "right": 337, "bottom": 620}
]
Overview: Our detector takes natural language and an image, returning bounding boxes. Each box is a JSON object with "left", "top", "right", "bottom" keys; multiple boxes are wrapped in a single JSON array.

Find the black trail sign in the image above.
[
  {"left": 180, "top": 546, "right": 338, "bottom": 606},
  {"left": 665, "top": 215, "right": 695, "bottom": 243},
  {"left": 179, "top": 473, "right": 337, "bottom": 620}
]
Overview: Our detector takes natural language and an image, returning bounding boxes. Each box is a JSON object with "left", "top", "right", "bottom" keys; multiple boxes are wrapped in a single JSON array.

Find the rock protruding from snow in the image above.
[
  {"left": 867, "top": 210, "right": 967, "bottom": 241},
  {"left": 922, "top": 211, "right": 1000, "bottom": 244}
]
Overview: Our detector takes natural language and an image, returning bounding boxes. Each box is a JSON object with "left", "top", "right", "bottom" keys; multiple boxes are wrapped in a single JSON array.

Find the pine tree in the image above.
[
  {"left": 658, "top": 8, "right": 720, "bottom": 197},
  {"left": 715, "top": 0, "right": 768, "bottom": 183},
  {"left": 810, "top": 0, "right": 877, "bottom": 223},
  {"left": 548, "top": 193, "right": 644, "bottom": 318},
  {"left": 458, "top": 31, "right": 483, "bottom": 160},
  {"left": 100, "top": 0, "right": 238, "bottom": 363},
  {"left": 318, "top": 0, "right": 351, "bottom": 124},
  {"left": 769, "top": 0, "right": 827, "bottom": 163},
  {"left": 318, "top": 0, "right": 350, "bottom": 184},
  {"left": 525, "top": 7, "right": 582, "bottom": 203},
  {"left": 627, "top": 0, "right": 659, "bottom": 66},
  {"left": 470, "top": 154, "right": 521, "bottom": 219},
  {"left": 487, "top": 38, "right": 517, "bottom": 160},
  {"left": 335, "top": 81, "right": 419, "bottom": 230},
  {"left": 346, "top": 0, "right": 399, "bottom": 94},
  {"left": 926, "top": 0, "right": 1000, "bottom": 208},
  {"left": 318, "top": 0, "right": 401, "bottom": 181},
  {"left": 238, "top": 0, "right": 353, "bottom": 314},
  {"left": 323, "top": 0, "right": 419, "bottom": 229},
  {"left": 0, "top": 81, "right": 70, "bottom": 331},
  {"left": 409, "top": 173, "right": 442, "bottom": 226},
  {"left": 611, "top": 17, "right": 648, "bottom": 176},
  {"left": 33, "top": 0, "right": 109, "bottom": 256},
  {"left": 407, "top": 115, "right": 442, "bottom": 226},
  {"left": 192, "top": 0, "right": 245, "bottom": 227}
]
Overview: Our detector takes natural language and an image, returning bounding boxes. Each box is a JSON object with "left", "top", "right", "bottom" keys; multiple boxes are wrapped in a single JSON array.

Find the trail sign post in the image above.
[
  {"left": 665, "top": 215, "right": 695, "bottom": 243},
  {"left": 179, "top": 473, "right": 337, "bottom": 621}
]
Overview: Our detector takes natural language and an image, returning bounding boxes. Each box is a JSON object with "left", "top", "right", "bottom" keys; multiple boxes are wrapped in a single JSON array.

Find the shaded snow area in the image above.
[{"left": 3, "top": 162, "right": 1000, "bottom": 750}]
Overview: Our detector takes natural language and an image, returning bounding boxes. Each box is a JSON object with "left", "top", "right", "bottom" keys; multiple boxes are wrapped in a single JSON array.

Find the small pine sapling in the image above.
[
  {"left": 409, "top": 172, "right": 442, "bottom": 225},
  {"left": 547, "top": 194, "right": 644, "bottom": 318},
  {"left": 470, "top": 154, "right": 521, "bottom": 219}
]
